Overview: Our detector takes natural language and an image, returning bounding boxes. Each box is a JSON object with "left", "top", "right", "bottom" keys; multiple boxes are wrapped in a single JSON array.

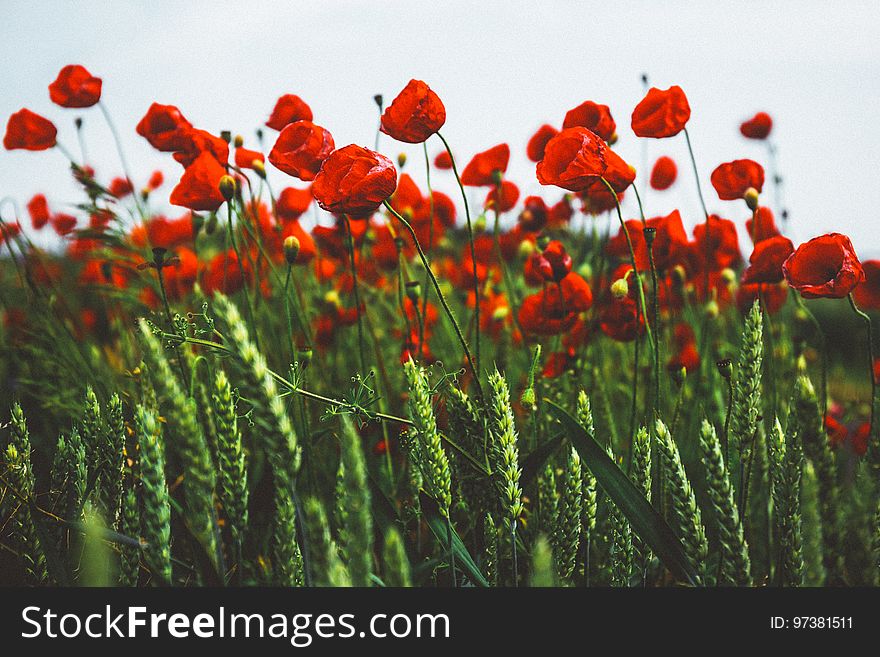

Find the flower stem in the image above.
[
  {"left": 683, "top": 127, "right": 711, "bottom": 295},
  {"left": 848, "top": 293, "right": 876, "bottom": 441},
  {"left": 343, "top": 215, "right": 367, "bottom": 374},
  {"left": 437, "top": 131, "right": 480, "bottom": 376},
  {"left": 384, "top": 200, "right": 483, "bottom": 400}
]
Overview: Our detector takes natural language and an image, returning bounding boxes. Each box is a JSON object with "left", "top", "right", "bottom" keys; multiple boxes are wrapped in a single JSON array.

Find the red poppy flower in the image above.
[
  {"left": 746, "top": 206, "right": 780, "bottom": 243},
  {"left": 280, "top": 220, "right": 317, "bottom": 264},
  {"left": 710, "top": 159, "right": 764, "bottom": 200},
  {"left": 578, "top": 147, "right": 634, "bottom": 203},
  {"left": 649, "top": 156, "right": 677, "bottom": 190},
  {"left": 268, "top": 120, "right": 335, "bottom": 181},
  {"left": 631, "top": 86, "right": 691, "bottom": 138},
  {"left": 527, "top": 124, "right": 558, "bottom": 162},
  {"left": 782, "top": 233, "right": 865, "bottom": 299},
  {"left": 853, "top": 260, "right": 880, "bottom": 310},
  {"left": 740, "top": 112, "right": 773, "bottom": 140},
  {"left": 202, "top": 249, "right": 251, "bottom": 296},
  {"left": 536, "top": 127, "right": 607, "bottom": 192},
  {"left": 169, "top": 152, "right": 228, "bottom": 212},
  {"left": 562, "top": 101, "right": 616, "bottom": 142},
  {"left": 136, "top": 103, "right": 193, "bottom": 152},
  {"left": 518, "top": 272, "right": 593, "bottom": 335},
  {"left": 534, "top": 240, "right": 572, "bottom": 282},
  {"left": 736, "top": 282, "right": 788, "bottom": 315},
  {"left": 692, "top": 216, "right": 742, "bottom": 271},
  {"left": 108, "top": 177, "right": 133, "bottom": 198},
  {"left": 276, "top": 186, "right": 313, "bottom": 221},
  {"left": 312, "top": 144, "right": 397, "bottom": 217},
  {"left": 434, "top": 150, "right": 452, "bottom": 169},
  {"left": 148, "top": 170, "right": 164, "bottom": 190},
  {"left": 51, "top": 212, "right": 77, "bottom": 236},
  {"left": 48, "top": 65, "right": 102, "bottom": 108},
  {"left": 380, "top": 79, "right": 446, "bottom": 143},
  {"left": 234, "top": 146, "right": 265, "bottom": 170},
  {"left": 518, "top": 196, "right": 548, "bottom": 232},
  {"left": 599, "top": 295, "right": 643, "bottom": 342},
  {"left": 484, "top": 180, "right": 520, "bottom": 213},
  {"left": 4, "top": 109, "right": 57, "bottom": 151},
  {"left": 607, "top": 210, "right": 688, "bottom": 271},
  {"left": 266, "top": 94, "right": 313, "bottom": 131},
  {"left": 850, "top": 422, "right": 870, "bottom": 457},
  {"left": 27, "top": 194, "right": 50, "bottom": 230},
  {"left": 461, "top": 143, "right": 510, "bottom": 186},
  {"left": 171, "top": 128, "right": 229, "bottom": 167},
  {"left": 742, "top": 235, "right": 794, "bottom": 284}
]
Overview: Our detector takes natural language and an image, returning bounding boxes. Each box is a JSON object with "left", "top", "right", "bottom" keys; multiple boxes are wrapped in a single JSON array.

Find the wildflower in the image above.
[
  {"left": 691, "top": 216, "right": 742, "bottom": 271},
  {"left": 536, "top": 127, "right": 607, "bottom": 192},
  {"left": 234, "top": 146, "right": 265, "bottom": 170},
  {"left": 171, "top": 127, "right": 229, "bottom": 167},
  {"left": 169, "top": 151, "right": 228, "bottom": 212},
  {"left": 48, "top": 64, "right": 102, "bottom": 108},
  {"left": 710, "top": 159, "right": 765, "bottom": 200},
  {"left": 4, "top": 109, "right": 57, "bottom": 150},
  {"left": 26, "top": 194, "right": 51, "bottom": 230},
  {"left": 746, "top": 206, "right": 780, "bottom": 243},
  {"left": 852, "top": 260, "right": 880, "bottom": 310},
  {"left": 534, "top": 240, "right": 572, "bottom": 283},
  {"left": 484, "top": 180, "right": 520, "bottom": 213},
  {"left": 650, "top": 155, "right": 677, "bottom": 190},
  {"left": 518, "top": 272, "right": 592, "bottom": 335},
  {"left": 562, "top": 100, "right": 616, "bottom": 142},
  {"left": 433, "top": 150, "right": 452, "bottom": 169},
  {"left": 266, "top": 94, "right": 313, "bottom": 131},
  {"left": 276, "top": 186, "right": 313, "bottom": 221},
  {"left": 607, "top": 209, "right": 689, "bottom": 271},
  {"left": 599, "top": 295, "right": 643, "bottom": 342},
  {"left": 783, "top": 233, "right": 865, "bottom": 298},
  {"left": 268, "top": 120, "right": 335, "bottom": 181},
  {"left": 740, "top": 112, "right": 773, "bottom": 140},
  {"left": 136, "top": 103, "right": 192, "bottom": 151},
  {"left": 108, "top": 177, "right": 133, "bottom": 198},
  {"left": 631, "top": 86, "right": 691, "bottom": 138},
  {"left": 380, "top": 79, "right": 446, "bottom": 143},
  {"left": 311, "top": 144, "right": 397, "bottom": 216},
  {"left": 461, "top": 143, "right": 510, "bottom": 186},
  {"left": 526, "top": 124, "right": 558, "bottom": 162},
  {"left": 742, "top": 235, "right": 794, "bottom": 284}
]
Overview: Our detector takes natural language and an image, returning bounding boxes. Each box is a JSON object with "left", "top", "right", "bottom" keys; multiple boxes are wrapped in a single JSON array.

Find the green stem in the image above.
[
  {"left": 683, "top": 127, "right": 711, "bottom": 295},
  {"left": 384, "top": 200, "right": 483, "bottom": 400},
  {"left": 437, "top": 131, "right": 480, "bottom": 376},
  {"left": 849, "top": 293, "right": 876, "bottom": 440},
  {"left": 98, "top": 101, "right": 146, "bottom": 218},
  {"left": 343, "top": 215, "right": 367, "bottom": 373},
  {"left": 225, "top": 200, "right": 260, "bottom": 351}
]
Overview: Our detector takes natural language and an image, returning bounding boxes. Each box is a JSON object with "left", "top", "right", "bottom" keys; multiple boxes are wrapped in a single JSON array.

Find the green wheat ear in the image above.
[
  {"left": 536, "top": 463, "right": 558, "bottom": 537},
  {"left": 382, "top": 527, "right": 412, "bottom": 587},
  {"left": 655, "top": 418, "right": 708, "bottom": 585},
  {"left": 404, "top": 358, "right": 452, "bottom": 516},
  {"left": 631, "top": 425, "right": 652, "bottom": 581},
  {"left": 483, "top": 513, "right": 498, "bottom": 586},
  {"left": 117, "top": 487, "right": 140, "bottom": 587},
  {"left": 769, "top": 417, "right": 804, "bottom": 587},
  {"left": 552, "top": 447, "right": 582, "bottom": 583},
  {"left": 606, "top": 443, "right": 633, "bottom": 587},
  {"left": 700, "top": 419, "right": 751, "bottom": 586},
  {"left": 135, "top": 404, "right": 171, "bottom": 585},
  {"left": 302, "top": 496, "right": 351, "bottom": 587},
  {"left": 793, "top": 372, "right": 842, "bottom": 583},
  {"left": 212, "top": 369, "right": 248, "bottom": 548},
  {"left": 338, "top": 414, "right": 374, "bottom": 587},
  {"left": 729, "top": 300, "right": 764, "bottom": 489},
  {"left": 51, "top": 429, "right": 87, "bottom": 557},
  {"left": 272, "top": 486, "right": 303, "bottom": 586},
  {"left": 139, "top": 319, "right": 218, "bottom": 569},
  {"left": 487, "top": 367, "right": 524, "bottom": 525},
  {"left": 3, "top": 403, "right": 47, "bottom": 584}
]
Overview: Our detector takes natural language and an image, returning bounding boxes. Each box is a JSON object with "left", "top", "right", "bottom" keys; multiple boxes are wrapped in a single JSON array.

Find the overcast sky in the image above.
[{"left": 2, "top": 0, "right": 880, "bottom": 255}]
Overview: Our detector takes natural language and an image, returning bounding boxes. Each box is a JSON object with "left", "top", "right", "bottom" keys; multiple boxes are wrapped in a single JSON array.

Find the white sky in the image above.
[{"left": 2, "top": 0, "right": 880, "bottom": 255}]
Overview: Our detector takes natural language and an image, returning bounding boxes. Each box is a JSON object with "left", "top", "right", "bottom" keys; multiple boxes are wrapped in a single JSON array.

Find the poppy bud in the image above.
[
  {"left": 74, "top": 117, "right": 83, "bottom": 130},
  {"left": 252, "top": 160, "right": 267, "bottom": 179},
  {"left": 218, "top": 175, "right": 236, "bottom": 201},
  {"left": 536, "top": 233, "right": 551, "bottom": 250},
  {"left": 283, "top": 235, "right": 300, "bottom": 264},
  {"left": 670, "top": 264, "right": 687, "bottom": 286},
  {"left": 492, "top": 169, "right": 504, "bottom": 186},
  {"left": 744, "top": 187, "right": 760, "bottom": 210},
  {"left": 324, "top": 289, "right": 341, "bottom": 308},
  {"left": 643, "top": 226, "right": 656, "bottom": 248},
  {"left": 518, "top": 240, "right": 536, "bottom": 259},
  {"left": 492, "top": 305, "right": 510, "bottom": 321},
  {"left": 720, "top": 268, "right": 737, "bottom": 286},
  {"left": 705, "top": 299, "right": 720, "bottom": 318},
  {"left": 474, "top": 214, "right": 487, "bottom": 233},
  {"left": 608, "top": 131, "right": 619, "bottom": 146},
  {"left": 373, "top": 94, "right": 384, "bottom": 109},
  {"left": 397, "top": 153, "right": 407, "bottom": 168},
  {"left": 611, "top": 278, "right": 629, "bottom": 299},
  {"left": 405, "top": 280, "right": 421, "bottom": 303},
  {"left": 577, "top": 263, "right": 592, "bottom": 280},
  {"left": 233, "top": 134, "right": 244, "bottom": 148},
  {"left": 220, "top": 130, "right": 232, "bottom": 143},
  {"left": 668, "top": 364, "right": 686, "bottom": 387},
  {"left": 716, "top": 358, "right": 732, "bottom": 380}
]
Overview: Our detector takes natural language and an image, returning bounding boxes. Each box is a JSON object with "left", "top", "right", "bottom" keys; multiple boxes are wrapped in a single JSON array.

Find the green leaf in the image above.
[
  {"left": 420, "top": 493, "right": 489, "bottom": 587},
  {"left": 544, "top": 399, "right": 699, "bottom": 586}
]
